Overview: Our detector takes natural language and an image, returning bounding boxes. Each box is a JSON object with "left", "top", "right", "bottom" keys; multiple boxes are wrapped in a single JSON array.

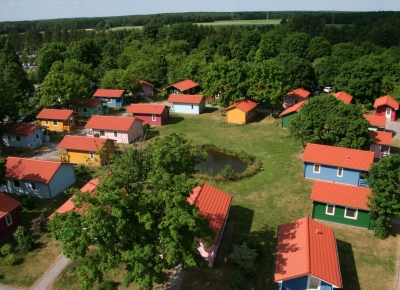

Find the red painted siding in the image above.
[
  {"left": 375, "top": 105, "right": 396, "bottom": 121},
  {"left": 0, "top": 208, "right": 21, "bottom": 240},
  {"left": 134, "top": 108, "right": 169, "bottom": 126}
]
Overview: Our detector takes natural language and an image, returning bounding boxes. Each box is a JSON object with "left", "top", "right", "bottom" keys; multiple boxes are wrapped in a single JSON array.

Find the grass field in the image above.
[
  {"left": 110, "top": 26, "right": 143, "bottom": 31},
  {"left": 47, "top": 109, "right": 399, "bottom": 290},
  {"left": 196, "top": 19, "right": 281, "bottom": 27}
]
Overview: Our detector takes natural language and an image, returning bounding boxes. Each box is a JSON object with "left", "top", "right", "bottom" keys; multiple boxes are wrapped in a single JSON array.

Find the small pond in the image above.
[{"left": 196, "top": 149, "right": 247, "bottom": 176}]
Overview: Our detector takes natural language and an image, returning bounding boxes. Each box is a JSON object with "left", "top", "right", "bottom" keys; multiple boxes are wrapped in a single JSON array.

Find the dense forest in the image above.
[{"left": 1, "top": 11, "right": 400, "bottom": 120}]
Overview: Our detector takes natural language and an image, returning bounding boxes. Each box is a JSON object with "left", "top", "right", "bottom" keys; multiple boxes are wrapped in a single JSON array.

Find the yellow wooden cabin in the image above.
[
  {"left": 225, "top": 100, "right": 258, "bottom": 124},
  {"left": 58, "top": 135, "right": 115, "bottom": 165},
  {"left": 36, "top": 109, "right": 76, "bottom": 131}
]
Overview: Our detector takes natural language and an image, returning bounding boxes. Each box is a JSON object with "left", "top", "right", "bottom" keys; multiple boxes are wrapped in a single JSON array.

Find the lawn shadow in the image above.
[
  {"left": 14, "top": 257, "right": 25, "bottom": 265},
  {"left": 168, "top": 115, "right": 184, "bottom": 125},
  {"left": 336, "top": 239, "right": 361, "bottom": 290},
  {"left": 143, "top": 129, "right": 160, "bottom": 141},
  {"left": 202, "top": 107, "right": 219, "bottom": 114},
  {"left": 251, "top": 112, "right": 270, "bottom": 123}
]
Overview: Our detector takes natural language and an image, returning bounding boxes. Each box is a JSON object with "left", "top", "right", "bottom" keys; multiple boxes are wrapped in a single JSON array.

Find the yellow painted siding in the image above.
[
  {"left": 61, "top": 140, "right": 115, "bottom": 165},
  {"left": 226, "top": 108, "right": 245, "bottom": 124},
  {"left": 39, "top": 117, "right": 77, "bottom": 131},
  {"left": 245, "top": 109, "right": 257, "bottom": 123}
]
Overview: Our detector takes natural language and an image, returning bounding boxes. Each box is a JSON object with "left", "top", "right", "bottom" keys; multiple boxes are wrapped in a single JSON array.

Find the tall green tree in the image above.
[
  {"left": 280, "top": 32, "right": 311, "bottom": 59},
  {"left": 367, "top": 155, "right": 400, "bottom": 239},
  {"left": 37, "top": 43, "right": 67, "bottom": 82},
  {"left": 52, "top": 133, "right": 213, "bottom": 290},
  {"left": 100, "top": 69, "right": 141, "bottom": 94},
  {"left": 289, "top": 94, "right": 371, "bottom": 149},
  {"left": 65, "top": 38, "right": 101, "bottom": 69}
]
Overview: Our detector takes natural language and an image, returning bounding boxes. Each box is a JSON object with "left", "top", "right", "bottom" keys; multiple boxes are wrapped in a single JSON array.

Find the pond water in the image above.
[{"left": 196, "top": 149, "right": 247, "bottom": 176}]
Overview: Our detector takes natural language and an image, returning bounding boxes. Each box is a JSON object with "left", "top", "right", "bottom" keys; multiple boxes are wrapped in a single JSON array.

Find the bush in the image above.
[
  {"left": 98, "top": 280, "right": 116, "bottom": 290},
  {"left": 31, "top": 213, "right": 47, "bottom": 236},
  {"left": 230, "top": 270, "right": 245, "bottom": 289},
  {"left": 75, "top": 164, "right": 90, "bottom": 179},
  {"left": 244, "top": 264, "right": 256, "bottom": 278},
  {"left": 21, "top": 197, "right": 35, "bottom": 211},
  {"left": 94, "top": 133, "right": 100, "bottom": 137},
  {"left": 239, "top": 235, "right": 262, "bottom": 256},
  {"left": 13, "top": 226, "right": 34, "bottom": 254},
  {"left": 219, "top": 164, "right": 235, "bottom": 180},
  {"left": 1, "top": 243, "right": 13, "bottom": 256},
  {"left": 5, "top": 253, "right": 17, "bottom": 265},
  {"left": 15, "top": 147, "right": 24, "bottom": 154},
  {"left": 229, "top": 243, "right": 258, "bottom": 269}
]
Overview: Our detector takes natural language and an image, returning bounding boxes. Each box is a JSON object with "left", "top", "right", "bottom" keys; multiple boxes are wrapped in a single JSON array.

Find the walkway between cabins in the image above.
[{"left": 386, "top": 120, "right": 400, "bottom": 139}]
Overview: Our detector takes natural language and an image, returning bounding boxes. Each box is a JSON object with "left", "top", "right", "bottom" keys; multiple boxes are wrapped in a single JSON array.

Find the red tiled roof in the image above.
[
  {"left": 369, "top": 131, "right": 392, "bottom": 146},
  {"left": 279, "top": 100, "right": 308, "bottom": 116},
  {"left": 363, "top": 114, "right": 386, "bottom": 127},
  {"left": 93, "top": 89, "right": 124, "bottom": 98},
  {"left": 164, "top": 79, "right": 199, "bottom": 91},
  {"left": 187, "top": 184, "right": 232, "bottom": 245},
  {"left": 225, "top": 100, "right": 258, "bottom": 113},
  {"left": 167, "top": 94, "right": 204, "bottom": 104},
  {"left": 36, "top": 109, "right": 74, "bottom": 120},
  {"left": 302, "top": 143, "right": 374, "bottom": 171},
  {"left": 5, "top": 123, "right": 39, "bottom": 136},
  {"left": 0, "top": 192, "right": 21, "bottom": 219},
  {"left": 286, "top": 88, "right": 310, "bottom": 99},
  {"left": 274, "top": 217, "right": 342, "bottom": 288},
  {"left": 126, "top": 104, "right": 167, "bottom": 115},
  {"left": 333, "top": 91, "right": 353, "bottom": 104},
  {"left": 139, "top": 80, "right": 154, "bottom": 86},
  {"left": 58, "top": 135, "right": 109, "bottom": 151},
  {"left": 48, "top": 178, "right": 99, "bottom": 219},
  {"left": 374, "top": 95, "right": 399, "bottom": 110},
  {"left": 77, "top": 99, "right": 102, "bottom": 108},
  {"left": 85, "top": 116, "right": 141, "bottom": 131},
  {"left": 310, "top": 181, "right": 371, "bottom": 210},
  {"left": 5, "top": 157, "right": 65, "bottom": 184}
]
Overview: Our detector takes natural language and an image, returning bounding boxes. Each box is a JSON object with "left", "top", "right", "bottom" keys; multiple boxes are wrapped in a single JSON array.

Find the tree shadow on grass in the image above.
[
  {"left": 202, "top": 107, "right": 219, "bottom": 114},
  {"left": 143, "top": 130, "right": 160, "bottom": 141},
  {"left": 336, "top": 239, "right": 361, "bottom": 290},
  {"left": 251, "top": 112, "right": 270, "bottom": 124},
  {"left": 168, "top": 115, "right": 184, "bottom": 125},
  {"left": 14, "top": 257, "right": 25, "bottom": 265}
]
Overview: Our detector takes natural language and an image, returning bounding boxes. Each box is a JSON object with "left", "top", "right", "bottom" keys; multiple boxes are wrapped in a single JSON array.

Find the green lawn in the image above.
[
  {"left": 196, "top": 19, "right": 281, "bottom": 27},
  {"left": 13, "top": 109, "right": 399, "bottom": 289}
]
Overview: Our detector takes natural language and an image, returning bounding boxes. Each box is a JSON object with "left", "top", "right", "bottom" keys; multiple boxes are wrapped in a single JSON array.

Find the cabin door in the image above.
[{"left": 386, "top": 108, "right": 391, "bottom": 119}]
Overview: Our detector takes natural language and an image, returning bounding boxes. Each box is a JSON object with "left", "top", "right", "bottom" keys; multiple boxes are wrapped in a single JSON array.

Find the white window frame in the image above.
[
  {"left": 99, "top": 130, "right": 105, "bottom": 136},
  {"left": 45, "top": 119, "right": 49, "bottom": 125},
  {"left": 52, "top": 120, "right": 58, "bottom": 126},
  {"left": 337, "top": 167, "right": 343, "bottom": 177},
  {"left": 107, "top": 98, "right": 112, "bottom": 103},
  {"left": 386, "top": 107, "right": 391, "bottom": 118},
  {"left": 313, "top": 164, "right": 320, "bottom": 173},
  {"left": 89, "top": 152, "right": 94, "bottom": 160},
  {"left": 307, "top": 276, "right": 321, "bottom": 289},
  {"left": 326, "top": 204, "right": 335, "bottom": 215},
  {"left": 113, "top": 131, "right": 118, "bottom": 137},
  {"left": 344, "top": 207, "right": 358, "bottom": 220},
  {"left": 16, "top": 135, "right": 21, "bottom": 142},
  {"left": 5, "top": 213, "right": 12, "bottom": 226},
  {"left": 30, "top": 182, "right": 37, "bottom": 191},
  {"left": 152, "top": 114, "right": 156, "bottom": 121}
]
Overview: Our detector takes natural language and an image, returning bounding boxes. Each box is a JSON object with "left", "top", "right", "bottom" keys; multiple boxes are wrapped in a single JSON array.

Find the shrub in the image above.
[
  {"left": 15, "top": 147, "right": 24, "bottom": 154},
  {"left": 219, "top": 164, "right": 235, "bottom": 180},
  {"left": 1, "top": 243, "right": 13, "bottom": 256},
  {"left": 94, "top": 133, "right": 100, "bottom": 137},
  {"left": 31, "top": 213, "right": 47, "bottom": 236},
  {"left": 230, "top": 270, "right": 245, "bottom": 289},
  {"left": 13, "top": 226, "right": 34, "bottom": 254},
  {"left": 244, "top": 264, "right": 256, "bottom": 278},
  {"left": 98, "top": 280, "right": 116, "bottom": 290},
  {"left": 75, "top": 164, "right": 90, "bottom": 179},
  {"left": 239, "top": 235, "right": 262, "bottom": 256},
  {"left": 229, "top": 243, "right": 258, "bottom": 269},
  {"left": 5, "top": 253, "right": 17, "bottom": 265},
  {"left": 21, "top": 197, "right": 35, "bottom": 211}
]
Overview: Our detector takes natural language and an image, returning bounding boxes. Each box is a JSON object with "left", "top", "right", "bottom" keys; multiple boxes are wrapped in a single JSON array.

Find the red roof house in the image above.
[
  {"left": 363, "top": 114, "right": 386, "bottom": 130},
  {"left": 139, "top": 80, "right": 154, "bottom": 96},
  {"left": 310, "top": 181, "right": 373, "bottom": 229},
  {"left": 126, "top": 104, "right": 169, "bottom": 126},
  {"left": 167, "top": 94, "right": 205, "bottom": 114},
  {"left": 302, "top": 143, "right": 374, "bottom": 186},
  {"left": 85, "top": 116, "right": 143, "bottom": 144},
  {"left": 164, "top": 79, "right": 200, "bottom": 95},
  {"left": 274, "top": 217, "right": 342, "bottom": 289},
  {"left": 36, "top": 109, "right": 76, "bottom": 131},
  {"left": 374, "top": 95, "right": 399, "bottom": 121},
  {"left": 369, "top": 131, "right": 392, "bottom": 158},
  {"left": 279, "top": 100, "right": 308, "bottom": 128},
  {"left": 1, "top": 157, "right": 76, "bottom": 199},
  {"left": 187, "top": 183, "right": 233, "bottom": 267},
  {"left": 0, "top": 192, "right": 21, "bottom": 240},
  {"left": 93, "top": 89, "right": 126, "bottom": 107},
  {"left": 225, "top": 100, "right": 258, "bottom": 124},
  {"left": 2, "top": 123, "right": 44, "bottom": 149},
  {"left": 333, "top": 91, "right": 353, "bottom": 104},
  {"left": 283, "top": 88, "right": 310, "bottom": 109}
]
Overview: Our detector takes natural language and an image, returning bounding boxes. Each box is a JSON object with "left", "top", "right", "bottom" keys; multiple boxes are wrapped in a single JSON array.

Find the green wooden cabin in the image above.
[
  {"left": 310, "top": 181, "right": 373, "bottom": 229},
  {"left": 75, "top": 99, "right": 108, "bottom": 118},
  {"left": 279, "top": 100, "right": 307, "bottom": 129},
  {"left": 164, "top": 79, "right": 200, "bottom": 96}
]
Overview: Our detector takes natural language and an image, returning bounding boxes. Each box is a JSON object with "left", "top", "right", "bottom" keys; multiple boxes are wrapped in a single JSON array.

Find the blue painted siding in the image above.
[
  {"left": 2, "top": 129, "right": 43, "bottom": 148},
  {"left": 48, "top": 164, "right": 76, "bottom": 198},
  {"left": 95, "top": 97, "right": 125, "bottom": 107},
  {"left": 304, "top": 162, "right": 364, "bottom": 186},
  {"left": 0, "top": 179, "right": 51, "bottom": 199},
  {"left": 321, "top": 281, "right": 333, "bottom": 290},
  {"left": 171, "top": 100, "right": 205, "bottom": 114},
  {"left": 280, "top": 276, "right": 308, "bottom": 290}
]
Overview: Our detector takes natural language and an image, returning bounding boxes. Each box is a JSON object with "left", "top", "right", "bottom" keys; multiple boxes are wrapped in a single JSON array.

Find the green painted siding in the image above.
[
  {"left": 281, "top": 112, "right": 296, "bottom": 129},
  {"left": 75, "top": 104, "right": 107, "bottom": 118},
  {"left": 312, "top": 201, "right": 372, "bottom": 229}
]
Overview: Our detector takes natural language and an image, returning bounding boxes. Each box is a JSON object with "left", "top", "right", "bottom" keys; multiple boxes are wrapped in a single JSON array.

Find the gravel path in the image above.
[{"left": 31, "top": 254, "right": 70, "bottom": 290}]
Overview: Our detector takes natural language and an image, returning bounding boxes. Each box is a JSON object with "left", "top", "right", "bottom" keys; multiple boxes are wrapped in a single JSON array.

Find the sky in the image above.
[{"left": 1, "top": 0, "right": 400, "bottom": 22}]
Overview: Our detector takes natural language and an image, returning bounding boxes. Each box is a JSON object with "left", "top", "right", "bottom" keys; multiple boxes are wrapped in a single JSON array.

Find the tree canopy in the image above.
[
  {"left": 367, "top": 155, "right": 400, "bottom": 239},
  {"left": 51, "top": 133, "right": 214, "bottom": 290},
  {"left": 289, "top": 94, "right": 372, "bottom": 149}
]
